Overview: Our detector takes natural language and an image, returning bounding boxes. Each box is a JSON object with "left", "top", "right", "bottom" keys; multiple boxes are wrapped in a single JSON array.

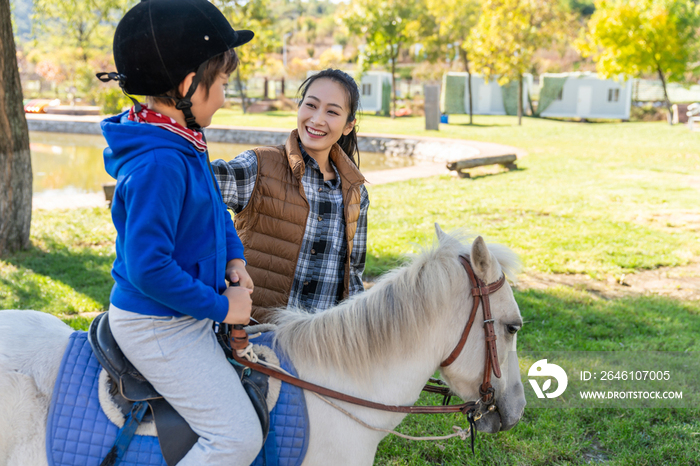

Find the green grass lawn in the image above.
[{"left": 2, "top": 114, "right": 700, "bottom": 465}]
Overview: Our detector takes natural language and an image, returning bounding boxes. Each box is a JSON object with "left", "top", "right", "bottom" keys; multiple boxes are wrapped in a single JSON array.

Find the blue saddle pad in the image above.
[{"left": 47, "top": 330, "right": 309, "bottom": 466}]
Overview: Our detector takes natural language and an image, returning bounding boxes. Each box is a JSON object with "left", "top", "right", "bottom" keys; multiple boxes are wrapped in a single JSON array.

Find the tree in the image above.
[
  {"left": 577, "top": 0, "right": 700, "bottom": 124},
  {"left": 342, "top": 0, "right": 420, "bottom": 118},
  {"left": 468, "top": 0, "right": 571, "bottom": 125},
  {"left": 215, "top": 0, "right": 281, "bottom": 112},
  {"left": 29, "top": 0, "right": 131, "bottom": 103},
  {"left": 419, "top": 0, "right": 480, "bottom": 124},
  {"left": 318, "top": 48, "right": 345, "bottom": 70},
  {"left": 0, "top": 0, "right": 32, "bottom": 256},
  {"left": 32, "top": 0, "right": 131, "bottom": 62}
]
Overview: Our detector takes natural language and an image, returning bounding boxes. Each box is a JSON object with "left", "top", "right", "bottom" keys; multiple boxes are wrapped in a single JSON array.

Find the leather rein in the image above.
[{"left": 230, "top": 254, "right": 506, "bottom": 418}]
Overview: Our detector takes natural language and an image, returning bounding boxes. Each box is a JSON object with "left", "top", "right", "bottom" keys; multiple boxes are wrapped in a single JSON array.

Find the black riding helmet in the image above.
[{"left": 98, "top": 0, "right": 253, "bottom": 130}]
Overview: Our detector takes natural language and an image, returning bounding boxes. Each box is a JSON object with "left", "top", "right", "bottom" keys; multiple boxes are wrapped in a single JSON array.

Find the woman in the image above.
[{"left": 212, "top": 69, "right": 369, "bottom": 322}]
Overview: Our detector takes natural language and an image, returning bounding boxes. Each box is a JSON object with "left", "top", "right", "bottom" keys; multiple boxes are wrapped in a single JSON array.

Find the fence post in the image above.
[{"left": 424, "top": 85, "right": 440, "bottom": 131}]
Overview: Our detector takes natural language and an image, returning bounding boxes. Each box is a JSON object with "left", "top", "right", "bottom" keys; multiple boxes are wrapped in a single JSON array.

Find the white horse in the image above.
[{"left": 0, "top": 226, "right": 526, "bottom": 466}]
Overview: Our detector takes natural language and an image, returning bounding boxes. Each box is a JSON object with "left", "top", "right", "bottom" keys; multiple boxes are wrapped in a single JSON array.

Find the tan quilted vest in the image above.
[{"left": 234, "top": 130, "right": 366, "bottom": 322}]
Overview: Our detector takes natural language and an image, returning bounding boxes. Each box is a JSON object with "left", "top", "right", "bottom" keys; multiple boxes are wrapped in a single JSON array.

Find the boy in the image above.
[{"left": 99, "top": 1, "right": 260, "bottom": 464}]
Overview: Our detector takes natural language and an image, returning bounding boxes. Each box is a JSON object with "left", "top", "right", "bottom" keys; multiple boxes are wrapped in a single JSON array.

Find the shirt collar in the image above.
[
  {"left": 128, "top": 104, "right": 207, "bottom": 152},
  {"left": 298, "top": 140, "right": 341, "bottom": 188}
]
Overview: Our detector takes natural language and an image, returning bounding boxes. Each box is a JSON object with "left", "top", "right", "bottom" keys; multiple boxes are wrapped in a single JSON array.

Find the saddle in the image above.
[{"left": 88, "top": 312, "right": 270, "bottom": 466}]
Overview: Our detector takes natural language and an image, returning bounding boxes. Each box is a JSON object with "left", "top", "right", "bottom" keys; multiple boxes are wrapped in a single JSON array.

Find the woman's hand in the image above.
[{"left": 226, "top": 258, "right": 254, "bottom": 291}]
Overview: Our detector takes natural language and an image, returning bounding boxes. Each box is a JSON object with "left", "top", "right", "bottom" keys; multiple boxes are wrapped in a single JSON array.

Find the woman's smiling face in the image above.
[{"left": 297, "top": 78, "right": 355, "bottom": 158}]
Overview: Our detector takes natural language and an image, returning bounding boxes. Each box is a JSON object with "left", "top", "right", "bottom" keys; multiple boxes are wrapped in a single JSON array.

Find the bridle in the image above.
[
  {"left": 230, "top": 253, "right": 507, "bottom": 419},
  {"left": 440, "top": 255, "right": 506, "bottom": 405}
]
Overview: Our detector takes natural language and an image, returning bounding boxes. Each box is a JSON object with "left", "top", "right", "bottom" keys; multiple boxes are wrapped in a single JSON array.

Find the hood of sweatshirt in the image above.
[{"left": 102, "top": 112, "right": 199, "bottom": 179}]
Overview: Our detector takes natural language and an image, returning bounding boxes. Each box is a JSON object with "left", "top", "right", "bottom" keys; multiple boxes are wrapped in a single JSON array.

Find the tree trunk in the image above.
[
  {"left": 263, "top": 77, "right": 269, "bottom": 100},
  {"left": 517, "top": 76, "right": 523, "bottom": 126},
  {"left": 657, "top": 65, "right": 673, "bottom": 125},
  {"left": 0, "top": 0, "right": 32, "bottom": 256},
  {"left": 460, "top": 48, "right": 473, "bottom": 125},
  {"left": 235, "top": 68, "right": 248, "bottom": 114},
  {"left": 280, "top": 77, "right": 285, "bottom": 98}
]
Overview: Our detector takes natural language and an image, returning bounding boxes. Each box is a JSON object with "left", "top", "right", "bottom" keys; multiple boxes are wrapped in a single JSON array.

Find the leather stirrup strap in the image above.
[{"left": 99, "top": 401, "right": 148, "bottom": 466}]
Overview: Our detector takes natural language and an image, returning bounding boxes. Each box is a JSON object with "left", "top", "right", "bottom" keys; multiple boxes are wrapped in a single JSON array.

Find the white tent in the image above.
[
  {"left": 441, "top": 72, "right": 533, "bottom": 115},
  {"left": 538, "top": 72, "right": 632, "bottom": 120}
]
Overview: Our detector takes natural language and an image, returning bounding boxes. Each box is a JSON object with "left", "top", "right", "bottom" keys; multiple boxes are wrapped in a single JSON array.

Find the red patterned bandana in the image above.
[{"left": 128, "top": 105, "right": 207, "bottom": 152}]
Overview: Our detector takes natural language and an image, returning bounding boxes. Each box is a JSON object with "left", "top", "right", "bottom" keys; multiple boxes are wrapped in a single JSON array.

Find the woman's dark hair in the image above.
[{"left": 298, "top": 69, "right": 361, "bottom": 168}]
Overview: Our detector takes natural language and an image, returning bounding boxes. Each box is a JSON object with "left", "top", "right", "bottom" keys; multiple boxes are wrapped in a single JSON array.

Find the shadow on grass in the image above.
[
  {"left": 458, "top": 166, "right": 527, "bottom": 181},
  {"left": 2, "top": 243, "right": 114, "bottom": 313},
  {"left": 514, "top": 287, "right": 700, "bottom": 351}
]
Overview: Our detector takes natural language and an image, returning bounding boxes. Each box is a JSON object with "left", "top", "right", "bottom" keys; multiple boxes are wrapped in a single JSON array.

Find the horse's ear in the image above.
[
  {"left": 435, "top": 223, "right": 447, "bottom": 243},
  {"left": 470, "top": 236, "right": 492, "bottom": 279}
]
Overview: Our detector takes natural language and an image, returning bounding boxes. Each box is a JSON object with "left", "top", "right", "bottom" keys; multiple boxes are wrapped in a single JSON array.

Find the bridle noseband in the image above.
[{"left": 440, "top": 254, "right": 506, "bottom": 406}]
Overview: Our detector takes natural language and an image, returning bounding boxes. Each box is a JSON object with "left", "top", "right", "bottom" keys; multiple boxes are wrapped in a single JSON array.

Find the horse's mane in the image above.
[{"left": 273, "top": 230, "right": 521, "bottom": 379}]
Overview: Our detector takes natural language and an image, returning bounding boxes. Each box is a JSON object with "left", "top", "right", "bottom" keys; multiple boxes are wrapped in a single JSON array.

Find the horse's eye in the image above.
[{"left": 506, "top": 324, "right": 520, "bottom": 335}]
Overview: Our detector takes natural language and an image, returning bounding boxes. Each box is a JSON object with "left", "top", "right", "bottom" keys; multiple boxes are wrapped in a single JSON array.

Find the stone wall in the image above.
[
  {"left": 27, "top": 119, "right": 102, "bottom": 135},
  {"left": 26, "top": 117, "right": 497, "bottom": 162}
]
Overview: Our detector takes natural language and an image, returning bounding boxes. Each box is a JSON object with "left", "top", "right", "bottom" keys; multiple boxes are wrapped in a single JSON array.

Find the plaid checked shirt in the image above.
[{"left": 211, "top": 146, "right": 369, "bottom": 312}]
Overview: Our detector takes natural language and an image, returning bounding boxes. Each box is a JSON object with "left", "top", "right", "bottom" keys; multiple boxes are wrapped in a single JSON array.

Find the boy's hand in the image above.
[
  {"left": 222, "top": 285, "right": 253, "bottom": 325},
  {"left": 226, "top": 259, "right": 254, "bottom": 291}
]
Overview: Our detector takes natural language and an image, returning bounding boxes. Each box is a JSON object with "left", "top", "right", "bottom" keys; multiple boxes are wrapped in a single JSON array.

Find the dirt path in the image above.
[
  {"left": 365, "top": 260, "right": 700, "bottom": 301},
  {"left": 515, "top": 260, "right": 700, "bottom": 301}
]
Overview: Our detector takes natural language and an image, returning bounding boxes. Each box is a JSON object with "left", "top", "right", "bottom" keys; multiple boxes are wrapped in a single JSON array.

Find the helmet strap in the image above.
[
  {"left": 96, "top": 72, "right": 142, "bottom": 113},
  {"left": 175, "top": 61, "right": 209, "bottom": 131}
]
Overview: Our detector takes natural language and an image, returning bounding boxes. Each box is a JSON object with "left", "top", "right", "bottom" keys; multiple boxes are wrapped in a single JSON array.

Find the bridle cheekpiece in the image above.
[{"left": 439, "top": 254, "right": 506, "bottom": 407}]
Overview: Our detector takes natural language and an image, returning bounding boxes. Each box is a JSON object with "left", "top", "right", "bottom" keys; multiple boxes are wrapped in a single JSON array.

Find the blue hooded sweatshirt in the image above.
[{"left": 102, "top": 112, "right": 244, "bottom": 322}]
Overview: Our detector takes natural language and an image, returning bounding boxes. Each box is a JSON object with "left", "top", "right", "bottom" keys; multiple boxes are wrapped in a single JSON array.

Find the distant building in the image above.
[
  {"left": 538, "top": 72, "right": 632, "bottom": 120},
  {"left": 441, "top": 72, "right": 533, "bottom": 115}
]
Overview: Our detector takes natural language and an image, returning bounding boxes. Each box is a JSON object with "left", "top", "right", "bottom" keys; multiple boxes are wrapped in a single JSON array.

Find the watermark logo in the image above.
[{"left": 528, "top": 359, "right": 568, "bottom": 399}]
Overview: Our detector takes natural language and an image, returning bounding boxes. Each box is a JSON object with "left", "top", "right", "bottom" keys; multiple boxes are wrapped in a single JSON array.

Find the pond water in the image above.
[{"left": 30, "top": 131, "right": 414, "bottom": 195}]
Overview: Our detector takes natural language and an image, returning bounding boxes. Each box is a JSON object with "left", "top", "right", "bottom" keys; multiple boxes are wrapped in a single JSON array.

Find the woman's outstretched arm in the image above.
[{"left": 211, "top": 149, "right": 258, "bottom": 213}]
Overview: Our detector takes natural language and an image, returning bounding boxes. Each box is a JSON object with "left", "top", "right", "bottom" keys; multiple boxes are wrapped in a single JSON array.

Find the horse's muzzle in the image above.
[{"left": 474, "top": 402, "right": 525, "bottom": 433}]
